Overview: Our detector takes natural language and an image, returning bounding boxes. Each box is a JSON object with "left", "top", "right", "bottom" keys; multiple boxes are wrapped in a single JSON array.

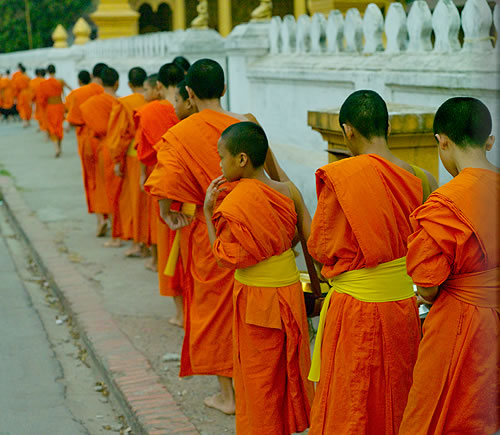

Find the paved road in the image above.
[{"left": 0, "top": 216, "right": 88, "bottom": 434}]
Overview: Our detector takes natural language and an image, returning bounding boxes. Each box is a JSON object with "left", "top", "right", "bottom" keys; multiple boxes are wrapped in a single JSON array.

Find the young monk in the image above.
[
  {"left": 204, "top": 122, "right": 314, "bottom": 434},
  {"left": 12, "top": 64, "right": 32, "bottom": 127},
  {"left": 173, "top": 56, "right": 190, "bottom": 75},
  {"left": 38, "top": 64, "right": 71, "bottom": 157},
  {"left": 399, "top": 97, "right": 499, "bottom": 434},
  {"left": 80, "top": 67, "right": 120, "bottom": 241},
  {"left": 173, "top": 79, "right": 196, "bottom": 120},
  {"left": 66, "top": 70, "right": 90, "bottom": 116},
  {"left": 0, "top": 70, "right": 15, "bottom": 121},
  {"left": 66, "top": 63, "right": 107, "bottom": 234},
  {"left": 135, "top": 64, "right": 185, "bottom": 322},
  {"left": 106, "top": 67, "right": 148, "bottom": 250},
  {"left": 30, "top": 69, "right": 46, "bottom": 132},
  {"left": 144, "top": 58, "right": 262, "bottom": 415},
  {"left": 307, "top": 90, "right": 438, "bottom": 435}
]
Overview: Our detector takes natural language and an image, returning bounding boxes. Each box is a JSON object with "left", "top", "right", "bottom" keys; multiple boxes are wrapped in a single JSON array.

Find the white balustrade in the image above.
[
  {"left": 407, "top": 0, "right": 433, "bottom": 52},
  {"left": 345, "top": 8, "right": 363, "bottom": 52},
  {"left": 296, "top": 15, "right": 311, "bottom": 53},
  {"left": 281, "top": 15, "right": 296, "bottom": 54},
  {"left": 311, "top": 13, "right": 327, "bottom": 54},
  {"left": 326, "top": 10, "right": 344, "bottom": 53},
  {"left": 363, "top": 3, "right": 384, "bottom": 53},
  {"left": 385, "top": 2, "right": 408, "bottom": 53},
  {"left": 494, "top": 3, "right": 499, "bottom": 52},
  {"left": 462, "top": 0, "right": 494, "bottom": 52},
  {"left": 269, "top": 16, "right": 282, "bottom": 54},
  {"left": 432, "top": 0, "right": 460, "bottom": 52}
]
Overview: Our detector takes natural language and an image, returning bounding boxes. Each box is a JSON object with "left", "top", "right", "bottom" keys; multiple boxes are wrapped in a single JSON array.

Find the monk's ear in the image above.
[
  {"left": 186, "top": 86, "right": 195, "bottom": 101},
  {"left": 435, "top": 133, "right": 449, "bottom": 151},
  {"left": 221, "top": 84, "right": 226, "bottom": 98},
  {"left": 239, "top": 153, "right": 248, "bottom": 168},
  {"left": 485, "top": 135, "right": 495, "bottom": 151},
  {"left": 342, "top": 123, "right": 354, "bottom": 140}
]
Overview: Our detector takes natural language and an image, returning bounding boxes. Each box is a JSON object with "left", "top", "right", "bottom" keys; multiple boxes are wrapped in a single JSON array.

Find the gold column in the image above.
[
  {"left": 294, "top": 0, "right": 307, "bottom": 18},
  {"left": 218, "top": 0, "right": 232, "bottom": 37},
  {"left": 91, "top": 0, "right": 139, "bottom": 39},
  {"left": 173, "top": 0, "right": 186, "bottom": 30}
]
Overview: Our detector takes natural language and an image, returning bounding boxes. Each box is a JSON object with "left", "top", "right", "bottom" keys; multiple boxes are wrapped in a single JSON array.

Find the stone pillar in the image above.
[
  {"left": 173, "top": 0, "right": 186, "bottom": 30},
  {"left": 52, "top": 24, "right": 68, "bottom": 48},
  {"left": 73, "top": 17, "right": 91, "bottom": 45},
  {"left": 308, "top": 104, "right": 439, "bottom": 180},
  {"left": 91, "top": 0, "right": 139, "bottom": 39},
  {"left": 218, "top": 0, "right": 232, "bottom": 37}
]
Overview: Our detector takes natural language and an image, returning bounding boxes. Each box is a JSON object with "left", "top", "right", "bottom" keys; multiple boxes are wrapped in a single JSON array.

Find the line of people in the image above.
[{"left": 6, "top": 56, "right": 498, "bottom": 434}]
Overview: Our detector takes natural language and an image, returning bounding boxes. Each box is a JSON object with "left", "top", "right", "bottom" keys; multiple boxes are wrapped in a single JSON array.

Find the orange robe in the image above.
[
  {"left": 29, "top": 77, "right": 44, "bottom": 125},
  {"left": 135, "top": 100, "right": 182, "bottom": 297},
  {"left": 80, "top": 93, "right": 118, "bottom": 215},
  {"left": 212, "top": 179, "right": 314, "bottom": 435},
  {"left": 13, "top": 73, "right": 32, "bottom": 120},
  {"left": 145, "top": 109, "right": 242, "bottom": 377},
  {"left": 307, "top": 154, "right": 423, "bottom": 435},
  {"left": 0, "top": 77, "right": 14, "bottom": 109},
  {"left": 106, "top": 93, "right": 147, "bottom": 240},
  {"left": 399, "top": 168, "right": 500, "bottom": 434},
  {"left": 66, "top": 83, "right": 104, "bottom": 213},
  {"left": 38, "top": 78, "right": 65, "bottom": 140}
]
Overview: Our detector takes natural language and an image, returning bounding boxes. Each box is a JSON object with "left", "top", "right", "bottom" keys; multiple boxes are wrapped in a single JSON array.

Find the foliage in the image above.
[{"left": 0, "top": 0, "right": 93, "bottom": 53}]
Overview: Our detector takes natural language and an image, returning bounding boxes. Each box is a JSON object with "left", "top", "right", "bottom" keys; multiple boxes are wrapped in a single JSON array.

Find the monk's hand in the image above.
[
  {"left": 114, "top": 162, "right": 123, "bottom": 178},
  {"left": 164, "top": 210, "right": 193, "bottom": 231},
  {"left": 204, "top": 175, "right": 226, "bottom": 217}
]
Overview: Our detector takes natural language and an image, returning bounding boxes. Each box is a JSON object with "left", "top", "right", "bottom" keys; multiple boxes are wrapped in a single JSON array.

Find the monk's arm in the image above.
[
  {"left": 203, "top": 175, "right": 226, "bottom": 249},
  {"left": 158, "top": 198, "right": 193, "bottom": 231},
  {"left": 416, "top": 285, "right": 439, "bottom": 303},
  {"left": 61, "top": 79, "right": 72, "bottom": 92}
]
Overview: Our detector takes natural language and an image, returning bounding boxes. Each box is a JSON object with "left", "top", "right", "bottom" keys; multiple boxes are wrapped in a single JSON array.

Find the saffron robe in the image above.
[
  {"left": 80, "top": 93, "right": 118, "bottom": 215},
  {"left": 0, "top": 77, "right": 15, "bottom": 109},
  {"left": 213, "top": 179, "right": 314, "bottom": 435},
  {"left": 29, "top": 77, "right": 44, "bottom": 126},
  {"left": 307, "top": 154, "right": 423, "bottom": 435},
  {"left": 13, "top": 73, "right": 32, "bottom": 120},
  {"left": 38, "top": 78, "right": 65, "bottom": 140},
  {"left": 399, "top": 168, "right": 500, "bottom": 435},
  {"left": 135, "top": 100, "right": 182, "bottom": 297},
  {"left": 145, "top": 109, "right": 243, "bottom": 377},
  {"left": 66, "top": 83, "right": 104, "bottom": 213},
  {"left": 107, "top": 93, "right": 147, "bottom": 240}
]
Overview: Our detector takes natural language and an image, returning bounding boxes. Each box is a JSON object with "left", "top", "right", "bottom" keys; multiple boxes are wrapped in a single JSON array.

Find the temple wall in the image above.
[{"left": 1, "top": 0, "right": 498, "bottom": 212}]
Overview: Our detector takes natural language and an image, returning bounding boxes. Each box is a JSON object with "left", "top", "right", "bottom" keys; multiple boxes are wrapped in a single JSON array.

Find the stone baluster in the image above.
[
  {"left": 385, "top": 2, "right": 408, "bottom": 53},
  {"left": 345, "top": 8, "right": 363, "bottom": 52},
  {"left": 269, "top": 16, "right": 282, "bottom": 54},
  {"left": 462, "top": 0, "right": 494, "bottom": 52},
  {"left": 281, "top": 15, "right": 296, "bottom": 54},
  {"left": 52, "top": 24, "right": 68, "bottom": 48},
  {"left": 407, "top": 0, "right": 433, "bottom": 52},
  {"left": 326, "top": 10, "right": 344, "bottom": 53},
  {"left": 432, "top": 0, "right": 460, "bottom": 52},
  {"left": 73, "top": 17, "right": 91, "bottom": 45},
  {"left": 494, "top": 3, "right": 499, "bottom": 52},
  {"left": 363, "top": 3, "right": 384, "bottom": 53},
  {"left": 311, "top": 13, "right": 327, "bottom": 53},
  {"left": 296, "top": 14, "right": 311, "bottom": 53}
]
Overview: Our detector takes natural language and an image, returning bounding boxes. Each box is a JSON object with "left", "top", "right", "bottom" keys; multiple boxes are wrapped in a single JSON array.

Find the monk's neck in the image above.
[
  {"left": 195, "top": 99, "right": 223, "bottom": 113},
  {"left": 103, "top": 87, "right": 116, "bottom": 97},
  {"left": 91, "top": 78, "right": 102, "bottom": 86},
  {"left": 129, "top": 86, "right": 145, "bottom": 96},
  {"left": 454, "top": 147, "right": 499, "bottom": 174},
  {"left": 159, "top": 86, "right": 176, "bottom": 105}
]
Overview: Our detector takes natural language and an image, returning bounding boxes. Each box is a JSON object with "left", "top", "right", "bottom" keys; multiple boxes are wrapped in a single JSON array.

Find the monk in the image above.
[
  {"left": 38, "top": 64, "right": 71, "bottom": 157},
  {"left": 66, "top": 63, "right": 107, "bottom": 234},
  {"left": 135, "top": 64, "right": 185, "bottom": 323},
  {"left": 173, "top": 79, "right": 197, "bottom": 120},
  {"left": 66, "top": 70, "right": 90, "bottom": 116},
  {"left": 0, "top": 70, "right": 15, "bottom": 121},
  {"left": 145, "top": 58, "right": 260, "bottom": 415},
  {"left": 12, "top": 64, "right": 32, "bottom": 127},
  {"left": 173, "top": 56, "right": 190, "bottom": 75},
  {"left": 204, "top": 122, "right": 314, "bottom": 434},
  {"left": 307, "top": 90, "right": 438, "bottom": 435},
  {"left": 80, "top": 67, "right": 120, "bottom": 242},
  {"left": 30, "top": 69, "right": 46, "bottom": 132},
  {"left": 399, "top": 97, "right": 499, "bottom": 434},
  {"left": 106, "top": 66, "right": 148, "bottom": 249}
]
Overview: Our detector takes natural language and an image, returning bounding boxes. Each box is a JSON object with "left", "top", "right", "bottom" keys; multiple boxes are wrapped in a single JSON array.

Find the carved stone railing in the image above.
[{"left": 269, "top": 0, "right": 498, "bottom": 55}]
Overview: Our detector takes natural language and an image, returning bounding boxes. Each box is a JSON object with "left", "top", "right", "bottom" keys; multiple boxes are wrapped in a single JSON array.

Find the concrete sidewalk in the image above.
[{"left": 0, "top": 122, "right": 235, "bottom": 434}]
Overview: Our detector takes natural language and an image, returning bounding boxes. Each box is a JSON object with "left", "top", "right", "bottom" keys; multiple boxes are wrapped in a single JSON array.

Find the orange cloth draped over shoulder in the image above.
[
  {"left": 38, "top": 78, "right": 65, "bottom": 140},
  {"left": 13, "top": 73, "right": 32, "bottom": 120},
  {"left": 66, "top": 83, "right": 104, "bottom": 214},
  {"left": 212, "top": 179, "right": 314, "bottom": 435},
  {"left": 29, "top": 77, "right": 44, "bottom": 125},
  {"left": 107, "top": 93, "right": 147, "bottom": 240},
  {"left": 80, "top": 93, "right": 118, "bottom": 215},
  {"left": 399, "top": 168, "right": 500, "bottom": 435},
  {"left": 135, "top": 100, "right": 182, "bottom": 297},
  {"left": 0, "top": 77, "right": 15, "bottom": 109},
  {"left": 307, "top": 154, "right": 423, "bottom": 435},
  {"left": 145, "top": 109, "right": 242, "bottom": 377}
]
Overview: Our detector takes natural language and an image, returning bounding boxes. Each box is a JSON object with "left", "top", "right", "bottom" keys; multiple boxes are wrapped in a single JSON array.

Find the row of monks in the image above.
[{"left": 4, "top": 57, "right": 498, "bottom": 434}]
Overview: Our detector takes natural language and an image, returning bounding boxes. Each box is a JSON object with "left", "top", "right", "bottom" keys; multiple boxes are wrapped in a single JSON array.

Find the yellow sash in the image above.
[
  {"left": 234, "top": 248, "right": 300, "bottom": 287},
  {"left": 308, "top": 257, "right": 414, "bottom": 382},
  {"left": 126, "top": 138, "right": 137, "bottom": 157}
]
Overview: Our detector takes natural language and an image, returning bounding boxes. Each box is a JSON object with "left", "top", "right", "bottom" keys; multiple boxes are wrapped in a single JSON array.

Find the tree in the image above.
[{"left": 0, "top": 0, "right": 93, "bottom": 53}]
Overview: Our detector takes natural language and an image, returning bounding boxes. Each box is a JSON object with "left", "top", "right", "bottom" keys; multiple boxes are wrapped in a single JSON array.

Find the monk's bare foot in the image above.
[
  {"left": 96, "top": 221, "right": 108, "bottom": 238},
  {"left": 168, "top": 316, "right": 183, "bottom": 328},
  {"left": 203, "top": 393, "right": 236, "bottom": 415},
  {"left": 144, "top": 258, "right": 157, "bottom": 272},
  {"left": 124, "top": 246, "right": 142, "bottom": 257},
  {"left": 103, "top": 239, "right": 122, "bottom": 248}
]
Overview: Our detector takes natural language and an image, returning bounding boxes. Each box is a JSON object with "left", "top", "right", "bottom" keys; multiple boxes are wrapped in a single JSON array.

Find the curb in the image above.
[{"left": 0, "top": 176, "right": 199, "bottom": 435}]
